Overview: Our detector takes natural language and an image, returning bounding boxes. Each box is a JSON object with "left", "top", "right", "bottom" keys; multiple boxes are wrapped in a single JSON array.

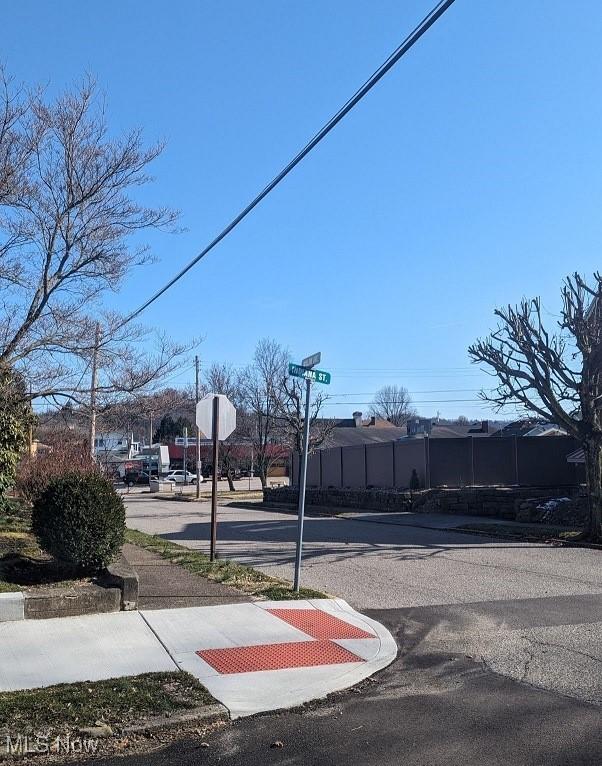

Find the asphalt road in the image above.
[
  {"left": 111, "top": 495, "right": 602, "bottom": 765},
  {"left": 87, "top": 608, "right": 602, "bottom": 766}
]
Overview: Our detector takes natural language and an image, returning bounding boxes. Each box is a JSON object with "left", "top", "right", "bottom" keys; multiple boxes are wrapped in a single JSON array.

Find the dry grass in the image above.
[{"left": 125, "top": 528, "right": 328, "bottom": 600}]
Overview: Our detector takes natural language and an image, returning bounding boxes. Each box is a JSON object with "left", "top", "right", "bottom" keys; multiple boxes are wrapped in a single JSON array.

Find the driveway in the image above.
[{"left": 124, "top": 496, "right": 602, "bottom": 708}]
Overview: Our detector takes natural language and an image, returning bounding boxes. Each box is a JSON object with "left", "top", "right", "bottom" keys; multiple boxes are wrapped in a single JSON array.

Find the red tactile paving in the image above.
[
  {"left": 267, "top": 609, "right": 375, "bottom": 640},
  {"left": 197, "top": 640, "right": 364, "bottom": 674}
]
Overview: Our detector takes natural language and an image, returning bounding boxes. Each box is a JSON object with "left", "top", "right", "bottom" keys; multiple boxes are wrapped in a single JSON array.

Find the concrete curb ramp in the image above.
[
  {"left": 0, "top": 599, "right": 396, "bottom": 718},
  {"left": 142, "top": 598, "right": 397, "bottom": 718}
]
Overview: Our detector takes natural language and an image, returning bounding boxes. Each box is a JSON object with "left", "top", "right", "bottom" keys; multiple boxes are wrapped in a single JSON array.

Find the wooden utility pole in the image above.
[
  {"left": 28, "top": 384, "right": 33, "bottom": 457},
  {"left": 195, "top": 355, "right": 201, "bottom": 499},
  {"left": 210, "top": 395, "right": 220, "bottom": 560},
  {"left": 89, "top": 323, "right": 101, "bottom": 460}
]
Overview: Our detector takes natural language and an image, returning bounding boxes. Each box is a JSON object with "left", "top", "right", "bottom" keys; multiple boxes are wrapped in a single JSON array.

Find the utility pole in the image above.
[
  {"left": 89, "top": 323, "right": 101, "bottom": 460},
  {"left": 148, "top": 410, "right": 154, "bottom": 487},
  {"left": 195, "top": 355, "right": 201, "bottom": 499},
  {"left": 28, "top": 384, "right": 33, "bottom": 457}
]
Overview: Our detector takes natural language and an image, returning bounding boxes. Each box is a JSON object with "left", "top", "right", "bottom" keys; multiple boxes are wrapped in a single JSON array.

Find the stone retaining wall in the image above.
[
  {"left": 263, "top": 485, "right": 582, "bottom": 522},
  {"left": 414, "top": 486, "right": 580, "bottom": 521},
  {"left": 263, "top": 486, "right": 412, "bottom": 512}
]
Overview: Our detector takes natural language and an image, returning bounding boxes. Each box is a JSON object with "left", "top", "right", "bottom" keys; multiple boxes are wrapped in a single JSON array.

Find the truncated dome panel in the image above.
[
  {"left": 197, "top": 640, "right": 364, "bottom": 674},
  {"left": 267, "top": 608, "right": 375, "bottom": 640}
]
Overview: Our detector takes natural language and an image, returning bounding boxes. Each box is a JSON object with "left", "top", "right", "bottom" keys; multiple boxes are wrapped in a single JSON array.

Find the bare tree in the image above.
[
  {"left": 202, "top": 362, "right": 246, "bottom": 491},
  {"left": 369, "top": 385, "right": 415, "bottom": 426},
  {"left": 468, "top": 273, "right": 602, "bottom": 540},
  {"left": 276, "top": 376, "right": 336, "bottom": 482},
  {"left": 0, "top": 73, "right": 182, "bottom": 398},
  {"left": 240, "top": 339, "right": 289, "bottom": 489}
]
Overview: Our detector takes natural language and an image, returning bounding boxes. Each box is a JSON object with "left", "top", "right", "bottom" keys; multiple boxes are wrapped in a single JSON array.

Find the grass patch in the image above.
[
  {"left": 0, "top": 498, "right": 31, "bottom": 534},
  {"left": 0, "top": 671, "right": 214, "bottom": 738},
  {"left": 0, "top": 499, "right": 86, "bottom": 591},
  {"left": 160, "top": 490, "right": 264, "bottom": 503},
  {"left": 0, "top": 581, "right": 20, "bottom": 593},
  {"left": 454, "top": 522, "right": 584, "bottom": 542},
  {"left": 125, "top": 528, "right": 328, "bottom": 600}
]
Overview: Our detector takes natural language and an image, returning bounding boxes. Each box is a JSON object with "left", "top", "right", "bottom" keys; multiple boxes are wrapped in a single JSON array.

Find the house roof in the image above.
[
  {"left": 323, "top": 425, "right": 408, "bottom": 448},
  {"left": 489, "top": 419, "right": 566, "bottom": 437}
]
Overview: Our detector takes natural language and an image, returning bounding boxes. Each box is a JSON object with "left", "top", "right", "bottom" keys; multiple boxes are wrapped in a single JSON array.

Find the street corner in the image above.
[{"left": 141, "top": 599, "right": 397, "bottom": 718}]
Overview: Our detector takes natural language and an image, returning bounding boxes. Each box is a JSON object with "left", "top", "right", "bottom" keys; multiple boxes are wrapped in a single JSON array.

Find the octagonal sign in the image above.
[{"left": 196, "top": 393, "right": 236, "bottom": 440}]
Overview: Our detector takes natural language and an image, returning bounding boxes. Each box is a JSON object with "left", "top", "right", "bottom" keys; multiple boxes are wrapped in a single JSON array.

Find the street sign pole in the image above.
[
  {"left": 195, "top": 355, "right": 201, "bottom": 500},
  {"left": 210, "top": 395, "right": 220, "bottom": 562},
  {"left": 293, "top": 376, "right": 312, "bottom": 592}
]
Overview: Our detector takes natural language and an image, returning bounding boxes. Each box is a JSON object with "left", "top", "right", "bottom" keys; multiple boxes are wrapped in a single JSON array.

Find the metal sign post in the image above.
[
  {"left": 291, "top": 353, "right": 329, "bottom": 592},
  {"left": 196, "top": 392, "right": 236, "bottom": 563},
  {"left": 210, "top": 396, "right": 219, "bottom": 562},
  {"left": 293, "top": 375, "right": 312, "bottom": 592}
]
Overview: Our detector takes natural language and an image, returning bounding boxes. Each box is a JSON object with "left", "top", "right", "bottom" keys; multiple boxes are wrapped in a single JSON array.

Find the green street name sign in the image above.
[{"left": 288, "top": 363, "right": 331, "bottom": 385}]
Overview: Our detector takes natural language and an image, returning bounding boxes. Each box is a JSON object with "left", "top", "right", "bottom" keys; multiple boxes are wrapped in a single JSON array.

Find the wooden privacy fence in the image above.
[{"left": 291, "top": 436, "right": 585, "bottom": 489}]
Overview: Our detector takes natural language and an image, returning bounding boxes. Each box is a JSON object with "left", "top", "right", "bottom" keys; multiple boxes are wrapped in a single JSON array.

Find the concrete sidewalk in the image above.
[
  {"left": 123, "top": 543, "right": 249, "bottom": 609},
  {"left": 0, "top": 599, "right": 396, "bottom": 718}
]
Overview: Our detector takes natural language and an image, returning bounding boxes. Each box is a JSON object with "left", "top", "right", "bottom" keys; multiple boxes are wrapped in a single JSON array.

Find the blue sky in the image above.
[{"left": 4, "top": 1, "right": 602, "bottom": 419}]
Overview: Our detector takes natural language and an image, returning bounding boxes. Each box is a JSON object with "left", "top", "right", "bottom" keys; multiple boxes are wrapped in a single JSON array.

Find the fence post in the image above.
[
  {"left": 424, "top": 436, "right": 431, "bottom": 489},
  {"left": 340, "top": 447, "right": 344, "bottom": 488},
  {"left": 392, "top": 442, "right": 396, "bottom": 488},
  {"left": 319, "top": 449, "right": 323, "bottom": 488},
  {"left": 514, "top": 436, "right": 520, "bottom": 485},
  {"left": 364, "top": 444, "right": 368, "bottom": 487},
  {"left": 471, "top": 436, "right": 475, "bottom": 486}
]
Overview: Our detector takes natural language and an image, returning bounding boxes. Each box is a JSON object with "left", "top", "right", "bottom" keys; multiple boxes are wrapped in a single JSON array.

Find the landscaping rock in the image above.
[{"left": 79, "top": 724, "right": 113, "bottom": 738}]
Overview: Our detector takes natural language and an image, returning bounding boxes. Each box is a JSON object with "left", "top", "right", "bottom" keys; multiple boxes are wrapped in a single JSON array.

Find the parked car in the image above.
[
  {"left": 165, "top": 470, "right": 200, "bottom": 485},
  {"left": 124, "top": 470, "right": 156, "bottom": 486}
]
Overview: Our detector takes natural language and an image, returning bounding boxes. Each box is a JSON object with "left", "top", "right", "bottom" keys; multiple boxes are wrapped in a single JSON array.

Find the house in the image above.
[
  {"left": 93, "top": 432, "right": 140, "bottom": 457},
  {"left": 93, "top": 432, "right": 141, "bottom": 477},
  {"left": 321, "top": 413, "right": 500, "bottom": 448},
  {"left": 490, "top": 419, "right": 567, "bottom": 438},
  {"left": 324, "top": 412, "right": 407, "bottom": 448}
]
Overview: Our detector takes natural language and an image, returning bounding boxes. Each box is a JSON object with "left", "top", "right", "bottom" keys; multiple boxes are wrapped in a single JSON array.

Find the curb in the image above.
[
  {"left": 122, "top": 703, "right": 229, "bottom": 734},
  {"left": 104, "top": 554, "right": 139, "bottom": 610},
  {"left": 0, "top": 553, "right": 140, "bottom": 623},
  {"left": 0, "top": 591, "right": 24, "bottom": 622}
]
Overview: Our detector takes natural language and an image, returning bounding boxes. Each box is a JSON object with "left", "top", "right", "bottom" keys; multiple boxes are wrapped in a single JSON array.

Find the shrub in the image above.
[
  {"left": 16, "top": 435, "right": 97, "bottom": 504},
  {"left": 0, "top": 367, "right": 33, "bottom": 506},
  {"left": 32, "top": 473, "right": 125, "bottom": 573},
  {"left": 409, "top": 468, "right": 421, "bottom": 491}
]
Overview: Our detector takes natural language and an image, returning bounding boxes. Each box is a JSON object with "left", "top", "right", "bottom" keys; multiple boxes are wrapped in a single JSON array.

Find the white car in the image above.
[{"left": 165, "top": 470, "right": 199, "bottom": 485}]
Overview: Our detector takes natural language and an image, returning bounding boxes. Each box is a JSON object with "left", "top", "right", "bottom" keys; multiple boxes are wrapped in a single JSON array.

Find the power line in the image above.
[
  {"left": 114, "top": 0, "right": 456, "bottom": 332},
  {"left": 322, "top": 399, "right": 484, "bottom": 405}
]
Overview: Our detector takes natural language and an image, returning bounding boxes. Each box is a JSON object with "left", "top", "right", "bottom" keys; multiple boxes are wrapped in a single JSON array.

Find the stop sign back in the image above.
[{"left": 196, "top": 394, "right": 236, "bottom": 440}]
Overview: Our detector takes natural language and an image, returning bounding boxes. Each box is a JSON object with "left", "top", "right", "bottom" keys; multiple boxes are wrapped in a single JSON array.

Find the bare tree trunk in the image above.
[
  {"left": 584, "top": 436, "right": 602, "bottom": 541},
  {"left": 226, "top": 470, "right": 236, "bottom": 492},
  {"left": 259, "top": 467, "right": 267, "bottom": 490}
]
